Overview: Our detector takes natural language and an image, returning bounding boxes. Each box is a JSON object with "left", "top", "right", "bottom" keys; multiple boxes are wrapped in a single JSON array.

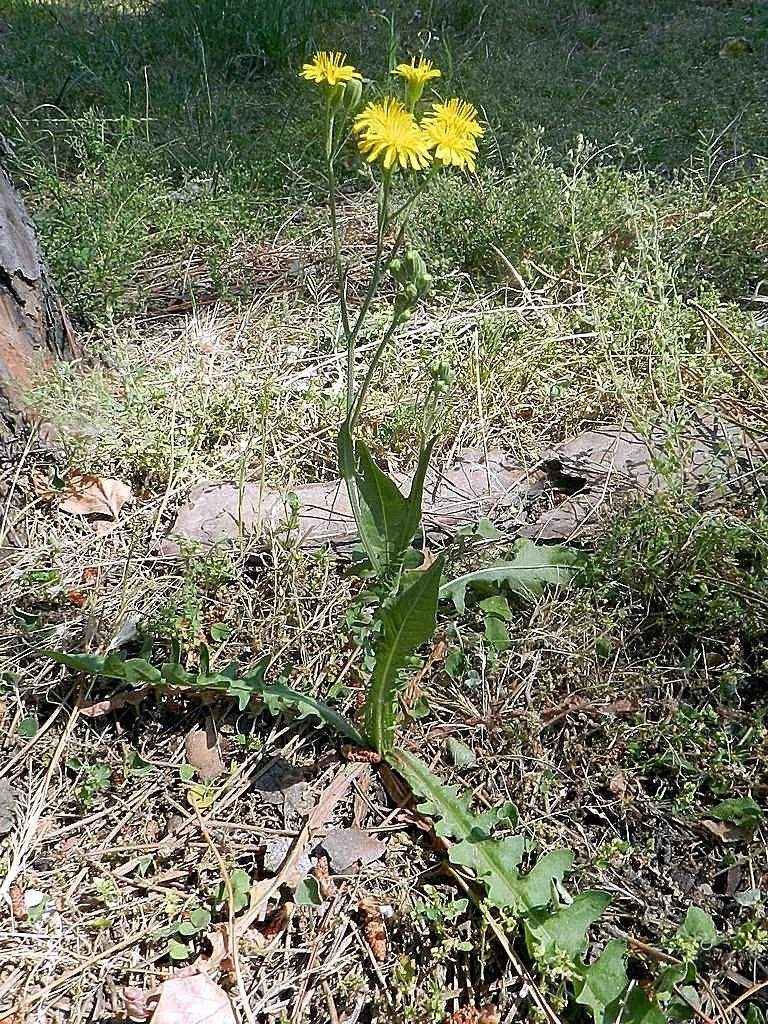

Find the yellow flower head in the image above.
[
  {"left": 354, "top": 98, "right": 432, "bottom": 171},
  {"left": 300, "top": 51, "right": 362, "bottom": 87},
  {"left": 393, "top": 57, "right": 442, "bottom": 88},
  {"left": 422, "top": 98, "right": 484, "bottom": 172}
]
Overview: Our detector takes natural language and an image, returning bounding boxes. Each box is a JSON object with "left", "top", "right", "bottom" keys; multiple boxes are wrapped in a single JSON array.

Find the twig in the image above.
[{"left": 193, "top": 799, "right": 256, "bottom": 1024}]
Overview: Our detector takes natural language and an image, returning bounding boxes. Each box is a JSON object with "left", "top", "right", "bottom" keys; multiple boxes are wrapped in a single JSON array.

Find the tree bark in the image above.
[{"left": 0, "top": 156, "right": 77, "bottom": 443}]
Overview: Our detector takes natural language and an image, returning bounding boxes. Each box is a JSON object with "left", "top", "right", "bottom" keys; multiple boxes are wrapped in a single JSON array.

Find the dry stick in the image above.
[
  {"left": 193, "top": 800, "right": 256, "bottom": 1024},
  {"left": 724, "top": 978, "right": 768, "bottom": 1017},
  {"left": 693, "top": 304, "right": 768, "bottom": 404},
  {"left": 1, "top": 682, "right": 85, "bottom": 902},
  {"left": 236, "top": 763, "right": 365, "bottom": 935},
  {"left": 22, "top": 924, "right": 158, "bottom": 1011}
]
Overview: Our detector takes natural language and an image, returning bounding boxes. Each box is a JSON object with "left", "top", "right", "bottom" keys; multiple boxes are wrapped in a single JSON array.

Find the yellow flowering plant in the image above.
[{"left": 298, "top": 50, "right": 485, "bottom": 753}]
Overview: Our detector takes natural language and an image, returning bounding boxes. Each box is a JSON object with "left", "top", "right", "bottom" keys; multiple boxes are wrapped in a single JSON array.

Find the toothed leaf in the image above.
[
  {"left": 43, "top": 649, "right": 161, "bottom": 684},
  {"left": 390, "top": 748, "right": 573, "bottom": 911},
  {"left": 526, "top": 890, "right": 612, "bottom": 959},
  {"left": 262, "top": 682, "right": 364, "bottom": 746}
]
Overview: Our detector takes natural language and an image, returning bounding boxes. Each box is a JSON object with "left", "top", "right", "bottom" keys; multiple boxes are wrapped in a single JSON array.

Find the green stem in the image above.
[
  {"left": 345, "top": 169, "right": 392, "bottom": 415},
  {"left": 325, "top": 102, "right": 351, "bottom": 343},
  {"left": 348, "top": 313, "right": 400, "bottom": 432}
]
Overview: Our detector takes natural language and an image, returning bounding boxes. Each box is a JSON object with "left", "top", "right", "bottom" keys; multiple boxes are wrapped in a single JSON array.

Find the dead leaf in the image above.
[
  {"left": 185, "top": 720, "right": 225, "bottom": 780},
  {"left": 122, "top": 986, "right": 159, "bottom": 1023},
  {"left": 358, "top": 898, "right": 387, "bottom": 962},
  {"left": 78, "top": 686, "right": 150, "bottom": 718},
  {"left": 0, "top": 778, "right": 16, "bottom": 835},
  {"left": 262, "top": 836, "right": 313, "bottom": 878},
  {"left": 698, "top": 818, "right": 741, "bottom": 843},
  {"left": 312, "top": 854, "right": 337, "bottom": 899},
  {"left": 59, "top": 473, "right": 132, "bottom": 519},
  {"left": 604, "top": 697, "right": 636, "bottom": 715},
  {"left": 254, "top": 758, "right": 312, "bottom": 816},
  {"left": 256, "top": 901, "right": 294, "bottom": 940},
  {"left": 9, "top": 883, "right": 25, "bottom": 920},
  {"left": 319, "top": 828, "right": 386, "bottom": 873},
  {"left": 151, "top": 973, "right": 235, "bottom": 1024}
]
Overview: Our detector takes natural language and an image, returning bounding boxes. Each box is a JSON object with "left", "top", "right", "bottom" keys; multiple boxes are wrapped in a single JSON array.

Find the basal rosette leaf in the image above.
[
  {"left": 389, "top": 748, "right": 574, "bottom": 911},
  {"left": 262, "top": 682, "right": 365, "bottom": 746}
]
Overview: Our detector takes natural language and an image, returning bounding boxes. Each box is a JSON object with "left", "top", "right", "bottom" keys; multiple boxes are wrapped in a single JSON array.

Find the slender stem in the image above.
[
  {"left": 345, "top": 169, "right": 392, "bottom": 414},
  {"left": 325, "top": 101, "right": 351, "bottom": 343},
  {"left": 348, "top": 313, "right": 400, "bottom": 432}
]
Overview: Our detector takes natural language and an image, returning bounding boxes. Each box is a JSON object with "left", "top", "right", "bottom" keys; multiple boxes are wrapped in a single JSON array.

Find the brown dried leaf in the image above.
[
  {"left": 609, "top": 772, "right": 627, "bottom": 798},
  {"left": 59, "top": 473, "right": 132, "bottom": 519},
  {"left": 184, "top": 720, "right": 225, "bottom": 780},
  {"left": 150, "top": 973, "right": 235, "bottom": 1024},
  {"left": 78, "top": 686, "right": 150, "bottom": 718},
  {"left": 698, "top": 818, "right": 740, "bottom": 843},
  {"left": 358, "top": 898, "right": 387, "bottom": 962}
]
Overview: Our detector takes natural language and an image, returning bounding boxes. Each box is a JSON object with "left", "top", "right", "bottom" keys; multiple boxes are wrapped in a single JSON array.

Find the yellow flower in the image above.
[
  {"left": 300, "top": 51, "right": 362, "bottom": 87},
  {"left": 422, "top": 98, "right": 484, "bottom": 172},
  {"left": 354, "top": 98, "right": 432, "bottom": 171},
  {"left": 393, "top": 57, "right": 442, "bottom": 88}
]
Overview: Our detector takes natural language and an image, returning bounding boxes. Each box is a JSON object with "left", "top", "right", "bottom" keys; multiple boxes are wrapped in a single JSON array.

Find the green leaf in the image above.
[
  {"left": 262, "top": 682, "right": 364, "bottom": 747},
  {"left": 224, "top": 657, "right": 270, "bottom": 711},
  {"left": 168, "top": 938, "right": 190, "bottom": 960},
  {"left": 620, "top": 987, "right": 667, "bottom": 1024},
  {"left": 483, "top": 614, "right": 510, "bottom": 651},
  {"left": 18, "top": 715, "right": 38, "bottom": 738},
  {"left": 188, "top": 907, "right": 211, "bottom": 931},
  {"left": 295, "top": 876, "right": 323, "bottom": 906},
  {"left": 709, "top": 797, "right": 763, "bottom": 828},
  {"left": 213, "top": 867, "right": 251, "bottom": 912},
  {"left": 354, "top": 439, "right": 435, "bottom": 577},
  {"left": 446, "top": 737, "right": 476, "bottom": 766},
  {"left": 210, "top": 622, "right": 232, "bottom": 641},
  {"left": 478, "top": 595, "right": 513, "bottom": 621},
  {"left": 390, "top": 748, "right": 572, "bottom": 911},
  {"left": 43, "top": 649, "right": 161, "bottom": 684},
  {"left": 677, "top": 906, "right": 717, "bottom": 948},
  {"left": 440, "top": 539, "right": 581, "bottom": 613},
  {"left": 364, "top": 558, "right": 443, "bottom": 753},
  {"left": 526, "top": 891, "right": 612, "bottom": 959},
  {"left": 575, "top": 940, "right": 629, "bottom": 1024},
  {"left": 456, "top": 518, "right": 507, "bottom": 540}
]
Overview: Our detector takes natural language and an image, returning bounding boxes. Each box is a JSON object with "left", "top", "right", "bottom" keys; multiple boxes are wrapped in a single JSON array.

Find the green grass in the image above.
[{"left": 3, "top": 0, "right": 768, "bottom": 321}]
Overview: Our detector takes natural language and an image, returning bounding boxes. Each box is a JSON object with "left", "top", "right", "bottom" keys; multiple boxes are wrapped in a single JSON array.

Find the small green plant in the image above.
[{"left": 66, "top": 757, "right": 112, "bottom": 808}]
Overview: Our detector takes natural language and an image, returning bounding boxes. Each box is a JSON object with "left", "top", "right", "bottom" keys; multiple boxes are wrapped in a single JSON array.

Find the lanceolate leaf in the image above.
[
  {"left": 352, "top": 438, "right": 435, "bottom": 577},
  {"left": 364, "top": 558, "right": 444, "bottom": 753},
  {"left": 575, "top": 940, "right": 629, "bottom": 1024},
  {"left": 262, "top": 682, "right": 365, "bottom": 747},
  {"left": 440, "top": 539, "right": 581, "bottom": 613},
  {"left": 43, "top": 649, "right": 161, "bottom": 684},
  {"left": 390, "top": 748, "right": 573, "bottom": 911},
  {"left": 525, "top": 891, "right": 612, "bottom": 959}
]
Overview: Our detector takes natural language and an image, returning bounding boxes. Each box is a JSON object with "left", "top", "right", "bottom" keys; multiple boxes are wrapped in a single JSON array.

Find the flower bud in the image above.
[{"left": 342, "top": 77, "right": 364, "bottom": 114}]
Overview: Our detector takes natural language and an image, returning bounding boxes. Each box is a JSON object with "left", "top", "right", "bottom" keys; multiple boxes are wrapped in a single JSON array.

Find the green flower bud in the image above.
[{"left": 341, "top": 77, "right": 364, "bottom": 113}]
